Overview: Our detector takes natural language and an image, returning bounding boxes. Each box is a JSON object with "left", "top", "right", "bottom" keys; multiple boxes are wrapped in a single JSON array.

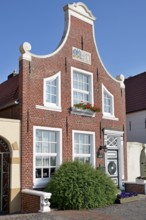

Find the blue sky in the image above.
[{"left": 0, "top": 0, "right": 146, "bottom": 83}]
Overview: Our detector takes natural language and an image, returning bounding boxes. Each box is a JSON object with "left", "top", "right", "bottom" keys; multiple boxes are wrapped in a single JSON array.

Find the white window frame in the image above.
[
  {"left": 102, "top": 84, "right": 117, "bottom": 120},
  {"left": 36, "top": 72, "right": 61, "bottom": 112},
  {"left": 33, "top": 126, "right": 62, "bottom": 188},
  {"left": 71, "top": 67, "right": 94, "bottom": 107},
  {"left": 72, "top": 130, "right": 95, "bottom": 168}
]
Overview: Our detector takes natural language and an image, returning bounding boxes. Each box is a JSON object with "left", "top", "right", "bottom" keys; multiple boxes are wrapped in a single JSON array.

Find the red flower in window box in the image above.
[{"left": 74, "top": 102, "right": 100, "bottom": 113}]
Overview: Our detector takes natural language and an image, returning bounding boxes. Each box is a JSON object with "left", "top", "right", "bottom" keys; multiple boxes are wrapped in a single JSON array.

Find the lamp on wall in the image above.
[
  {"left": 99, "top": 145, "right": 107, "bottom": 152},
  {"left": 97, "top": 145, "right": 107, "bottom": 158}
]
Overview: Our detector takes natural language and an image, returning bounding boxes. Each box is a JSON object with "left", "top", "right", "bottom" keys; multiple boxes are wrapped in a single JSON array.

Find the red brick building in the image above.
[{"left": 0, "top": 2, "right": 127, "bottom": 214}]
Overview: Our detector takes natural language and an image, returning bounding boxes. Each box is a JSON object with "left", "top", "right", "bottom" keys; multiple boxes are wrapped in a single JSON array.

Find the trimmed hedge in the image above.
[{"left": 45, "top": 161, "right": 118, "bottom": 210}]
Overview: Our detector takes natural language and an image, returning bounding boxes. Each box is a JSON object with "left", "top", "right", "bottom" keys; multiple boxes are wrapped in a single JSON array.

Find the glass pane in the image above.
[
  {"left": 79, "top": 82, "right": 83, "bottom": 90},
  {"left": 79, "top": 134, "right": 84, "bottom": 144},
  {"left": 36, "top": 130, "right": 42, "bottom": 141},
  {"left": 43, "top": 169, "right": 49, "bottom": 178},
  {"left": 45, "top": 94, "right": 50, "bottom": 103},
  {"left": 51, "top": 79, "right": 56, "bottom": 86},
  {"left": 107, "top": 98, "right": 111, "bottom": 105},
  {"left": 50, "top": 168, "right": 56, "bottom": 177},
  {"left": 36, "top": 157, "right": 42, "bottom": 166},
  {"left": 79, "top": 145, "right": 84, "bottom": 154},
  {"left": 83, "top": 94, "right": 89, "bottom": 102},
  {"left": 84, "top": 157, "right": 90, "bottom": 164},
  {"left": 42, "top": 142, "right": 49, "bottom": 153},
  {"left": 42, "top": 131, "right": 49, "bottom": 141},
  {"left": 84, "top": 135, "right": 90, "bottom": 144},
  {"left": 50, "top": 156, "right": 56, "bottom": 166},
  {"left": 36, "top": 142, "right": 42, "bottom": 153},
  {"left": 73, "top": 81, "right": 78, "bottom": 89},
  {"left": 74, "top": 134, "right": 79, "bottom": 143},
  {"left": 51, "top": 85, "right": 56, "bottom": 95},
  {"left": 74, "top": 144, "right": 79, "bottom": 154},
  {"left": 78, "top": 92, "right": 83, "bottom": 100},
  {"left": 50, "top": 143, "right": 56, "bottom": 153},
  {"left": 73, "top": 72, "right": 77, "bottom": 80},
  {"left": 46, "top": 84, "right": 50, "bottom": 93},
  {"left": 83, "top": 83, "right": 88, "bottom": 91},
  {"left": 49, "top": 94, "right": 56, "bottom": 104},
  {"left": 46, "top": 94, "right": 51, "bottom": 103},
  {"left": 78, "top": 73, "right": 83, "bottom": 82},
  {"left": 43, "top": 157, "right": 49, "bottom": 166},
  {"left": 36, "top": 168, "right": 41, "bottom": 178},
  {"left": 84, "top": 145, "right": 90, "bottom": 154},
  {"left": 50, "top": 132, "right": 56, "bottom": 142},
  {"left": 83, "top": 75, "right": 88, "bottom": 83}
]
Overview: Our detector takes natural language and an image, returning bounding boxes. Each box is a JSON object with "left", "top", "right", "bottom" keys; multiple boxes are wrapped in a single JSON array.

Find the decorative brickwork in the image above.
[{"left": 22, "top": 193, "right": 40, "bottom": 213}]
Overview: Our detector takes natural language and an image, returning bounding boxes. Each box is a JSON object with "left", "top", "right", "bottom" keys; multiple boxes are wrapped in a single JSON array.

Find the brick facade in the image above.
[{"left": 0, "top": 2, "right": 127, "bottom": 213}]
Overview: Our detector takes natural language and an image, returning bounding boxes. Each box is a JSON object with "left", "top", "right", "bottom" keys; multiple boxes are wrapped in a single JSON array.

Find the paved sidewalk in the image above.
[{"left": 1, "top": 196, "right": 146, "bottom": 220}]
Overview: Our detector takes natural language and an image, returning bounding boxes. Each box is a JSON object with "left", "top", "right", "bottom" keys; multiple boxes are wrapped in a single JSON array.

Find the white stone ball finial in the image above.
[
  {"left": 19, "top": 42, "right": 32, "bottom": 54},
  {"left": 116, "top": 74, "right": 125, "bottom": 88},
  {"left": 19, "top": 42, "right": 32, "bottom": 61}
]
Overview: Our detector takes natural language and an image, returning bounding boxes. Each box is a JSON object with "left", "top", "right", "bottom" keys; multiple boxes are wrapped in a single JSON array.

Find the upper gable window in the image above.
[
  {"left": 43, "top": 72, "right": 61, "bottom": 111},
  {"left": 102, "top": 85, "right": 115, "bottom": 118},
  {"left": 71, "top": 67, "right": 94, "bottom": 106}
]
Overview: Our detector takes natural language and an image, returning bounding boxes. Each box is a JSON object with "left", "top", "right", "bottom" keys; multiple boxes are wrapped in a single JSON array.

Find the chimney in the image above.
[{"left": 8, "top": 70, "right": 17, "bottom": 79}]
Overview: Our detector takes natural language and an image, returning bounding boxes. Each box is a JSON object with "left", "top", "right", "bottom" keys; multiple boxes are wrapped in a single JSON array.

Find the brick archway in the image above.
[{"left": 0, "top": 138, "right": 10, "bottom": 214}]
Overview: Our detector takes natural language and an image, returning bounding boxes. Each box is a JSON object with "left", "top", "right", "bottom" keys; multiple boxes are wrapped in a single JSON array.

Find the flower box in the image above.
[
  {"left": 71, "top": 102, "right": 100, "bottom": 117},
  {"left": 115, "top": 195, "right": 140, "bottom": 204},
  {"left": 115, "top": 191, "right": 139, "bottom": 204},
  {"left": 71, "top": 107, "right": 96, "bottom": 117},
  {"left": 136, "top": 178, "right": 146, "bottom": 184}
]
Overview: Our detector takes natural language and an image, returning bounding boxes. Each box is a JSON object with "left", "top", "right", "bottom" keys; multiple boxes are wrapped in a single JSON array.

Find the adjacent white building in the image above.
[{"left": 125, "top": 72, "right": 146, "bottom": 144}]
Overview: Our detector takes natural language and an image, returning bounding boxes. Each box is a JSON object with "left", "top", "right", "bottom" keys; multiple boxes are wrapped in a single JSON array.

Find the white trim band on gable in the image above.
[
  {"left": 19, "top": 3, "right": 95, "bottom": 60},
  {"left": 64, "top": 2, "right": 95, "bottom": 25}
]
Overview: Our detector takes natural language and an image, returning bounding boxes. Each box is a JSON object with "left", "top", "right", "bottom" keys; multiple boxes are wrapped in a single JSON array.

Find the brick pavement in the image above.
[{"left": 0, "top": 197, "right": 146, "bottom": 220}]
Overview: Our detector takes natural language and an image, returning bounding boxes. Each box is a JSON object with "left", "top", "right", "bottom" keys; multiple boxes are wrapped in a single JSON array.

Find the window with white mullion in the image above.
[
  {"left": 102, "top": 84, "right": 114, "bottom": 117},
  {"left": 73, "top": 90, "right": 89, "bottom": 104},
  {"left": 34, "top": 126, "right": 62, "bottom": 188},
  {"left": 73, "top": 71, "right": 90, "bottom": 105},
  {"left": 73, "top": 130, "right": 95, "bottom": 167},
  {"left": 35, "top": 129, "right": 58, "bottom": 180},
  {"left": 46, "top": 79, "right": 57, "bottom": 104},
  {"left": 104, "top": 91, "right": 112, "bottom": 113},
  {"left": 74, "top": 133, "right": 91, "bottom": 163},
  {"left": 43, "top": 72, "right": 61, "bottom": 110}
]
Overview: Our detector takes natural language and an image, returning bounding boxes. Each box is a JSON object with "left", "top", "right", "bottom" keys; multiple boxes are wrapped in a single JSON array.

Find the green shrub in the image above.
[{"left": 45, "top": 161, "right": 118, "bottom": 210}]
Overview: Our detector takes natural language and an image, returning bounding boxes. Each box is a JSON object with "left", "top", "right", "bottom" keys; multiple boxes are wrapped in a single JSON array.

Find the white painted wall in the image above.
[
  {"left": 127, "top": 142, "right": 146, "bottom": 182},
  {"left": 126, "top": 110, "right": 146, "bottom": 143}
]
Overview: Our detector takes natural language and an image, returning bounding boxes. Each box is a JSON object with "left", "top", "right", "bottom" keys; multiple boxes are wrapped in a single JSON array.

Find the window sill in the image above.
[
  {"left": 33, "top": 179, "right": 50, "bottom": 189},
  {"left": 36, "top": 105, "right": 62, "bottom": 112},
  {"left": 102, "top": 115, "right": 119, "bottom": 121},
  {"left": 71, "top": 107, "right": 96, "bottom": 117}
]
